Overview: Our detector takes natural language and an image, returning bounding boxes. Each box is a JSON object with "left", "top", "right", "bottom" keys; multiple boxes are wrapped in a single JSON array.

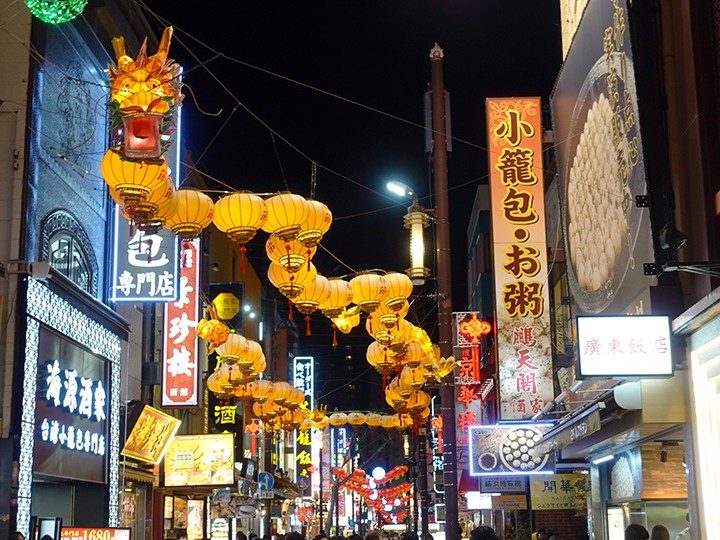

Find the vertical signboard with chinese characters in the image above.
[
  {"left": 487, "top": 98, "right": 554, "bottom": 420},
  {"left": 162, "top": 240, "right": 200, "bottom": 407},
  {"left": 293, "top": 356, "right": 314, "bottom": 490}
]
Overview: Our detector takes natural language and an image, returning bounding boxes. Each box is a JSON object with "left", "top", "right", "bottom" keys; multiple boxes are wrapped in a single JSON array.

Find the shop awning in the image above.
[{"left": 535, "top": 405, "right": 602, "bottom": 456}]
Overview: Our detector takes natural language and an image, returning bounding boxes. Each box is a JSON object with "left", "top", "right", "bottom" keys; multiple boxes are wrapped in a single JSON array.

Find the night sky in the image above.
[{"left": 136, "top": 1, "right": 563, "bottom": 408}]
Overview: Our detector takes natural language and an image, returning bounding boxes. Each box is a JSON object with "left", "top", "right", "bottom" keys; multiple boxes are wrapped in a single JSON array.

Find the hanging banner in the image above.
[
  {"left": 162, "top": 239, "right": 200, "bottom": 407},
  {"left": 487, "top": 97, "right": 554, "bottom": 420}
]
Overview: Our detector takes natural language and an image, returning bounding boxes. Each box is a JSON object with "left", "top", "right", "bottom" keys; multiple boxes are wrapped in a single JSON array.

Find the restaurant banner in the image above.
[
  {"left": 530, "top": 473, "right": 590, "bottom": 510},
  {"left": 164, "top": 433, "right": 235, "bottom": 487},
  {"left": 162, "top": 239, "right": 200, "bottom": 407},
  {"left": 293, "top": 356, "right": 314, "bottom": 491},
  {"left": 469, "top": 424, "right": 554, "bottom": 476},
  {"left": 487, "top": 97, "right": 553, "bottom": 420}
]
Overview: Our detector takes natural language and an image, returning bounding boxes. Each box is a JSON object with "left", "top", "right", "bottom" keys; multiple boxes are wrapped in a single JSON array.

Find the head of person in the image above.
[
  {"left": 10, "top": 533, "right": 26, "bottom": 540},
  {"left": 537, "top": 529, "right": 547, "bottom": 540},
  {"left": 236, "top": 533, "right": 247, "bottom": 540},
  {"left": 470, "top": 527, "right": 498, "bottom": 540},
  {"left": 625, "top": 524, "right": 650, "bottom": 540},
  {"left": 649, "top": 525, "right": 670, "bottom": 540},
  {"left": 401, "top": 533, "right": 418, "bottom": 540},
  {"left": 423, "top": 535, "right": 434, "bottom": 540},
  {"left": 284, "top": 533, "right": 305, "bottom": 540},
  {"left": 365, "top": 533, "right": 381, "bottom": 540}
]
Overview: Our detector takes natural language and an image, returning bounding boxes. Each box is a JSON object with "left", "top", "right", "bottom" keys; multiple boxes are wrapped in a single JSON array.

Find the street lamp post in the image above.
[{"left": 429, "top": 43, "right": 459, "bottom": 540}]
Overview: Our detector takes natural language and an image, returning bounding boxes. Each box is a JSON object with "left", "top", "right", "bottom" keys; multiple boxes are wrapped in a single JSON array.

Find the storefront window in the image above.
[{"left": 49, "top": 231, "right": 91, "bottom": 292}]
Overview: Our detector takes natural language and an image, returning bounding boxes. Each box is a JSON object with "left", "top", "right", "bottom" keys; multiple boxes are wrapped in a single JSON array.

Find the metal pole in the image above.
[
  {"left": 430, "top": 43, "right": 458, "bottom": 540},
  {"left": 417, "top": 423, "right": 429, "bottom": 537},
  {"left": 319, "top": 447, "right": 324, "bottom": 534},
  {"left": 263, "top": 432, "right": 272, "bottom": 537}
]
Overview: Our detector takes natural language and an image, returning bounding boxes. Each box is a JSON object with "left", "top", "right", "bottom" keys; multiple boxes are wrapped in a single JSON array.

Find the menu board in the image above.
[
  {"left": 164, "top": 433, "right": 235, "bottom": 487},
  {"left": 469, "top": 424, "right": 554, "bottom": 476},
  {"left": 61, "top": 529, "right": 131, "bottom": 540}
]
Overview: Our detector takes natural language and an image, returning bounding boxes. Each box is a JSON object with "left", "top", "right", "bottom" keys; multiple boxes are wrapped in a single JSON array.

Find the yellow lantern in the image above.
[
  {"left": 383, "top": 272, "right": 413, "bottom": 312},
  {"left": 286, "top": 387, "right": 306, "bottom": 410},
  {"left": 293, "top": 275, "right": 332, "bottom": 315},
  {"left": 267, "top": 262, "right": 317, "bottom": 299},
  {"left": 265, "top": 235, "right": 316, "bottom": 273},
  {"left": 164, "top": 188, "right": 214, "bottom": 240},
  {"left": 406, "top": 390, "right": 431, "bottom": 416},
  {"left": 271, "top": 381, "right": 294, "bottom": 407},
  {"left": 261, "top": 192, "right": 307, "bottom": 241},
  {"left": 380, "top": 415, "right": 400, "bottom": 430},
  {"left": 328, "top": 412, "right": 348, "bottom": 426},
  {"left": 347, "top": 412, "right": 366, "bottom": 426},
  {"left": 397, "top": 341, "right": 426, "bottom": 369},
  {"left": 249, "top": 379, "right": 275, "bottom": 404},
  {"left": 366, "top": 341, "right": 395, "bottom": 374},
  {"left": 212, "top": 191, "right": 268, "bottom": 244},
  {"left": 215, "top": 333, "right": 249, "bottom": 365},
  {"left": 400, "top": 365, "right": 427, "bottom": 391},
  {"left": 366, "top": 316, "right": 396, "bottom": 347},
  {"left": 313, "top": 416, "right": 329, "bottom": 430},
  {"left": 350, "top": 272, "right": 388, "bottom": 313},
  {"left": 374, "top": 300, "right": 409, "bottom": 330},
  {"left": 365, "top": 413, "right": 382, "bottom": 429},
  {"left": 297, "top": 199, "right": 332, "bottom": 247},
  {"left": 100, "top": 149, "right": 169, "bottom": 207},
  {"left": 319, "top": 279, "right": 354, "bottom": 318},
  {"left": 245, "top": 340, "right": 265, "bottom": 374},
  {"left": 113, "top": 175, "right": 175, "bottom": 226},
  {"left": 253, "top": 401, "right": 278, "bottom": 420}
]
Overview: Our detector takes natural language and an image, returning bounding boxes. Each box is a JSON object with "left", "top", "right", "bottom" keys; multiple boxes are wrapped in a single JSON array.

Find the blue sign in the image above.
[{"left": 258, "top": 471, "right": 274, "bottom": 491}]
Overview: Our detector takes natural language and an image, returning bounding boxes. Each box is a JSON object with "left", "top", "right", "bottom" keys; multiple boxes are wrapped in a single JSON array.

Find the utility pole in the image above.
[{"left": 430, "top": 43, "right": 458, "bottom": 540}]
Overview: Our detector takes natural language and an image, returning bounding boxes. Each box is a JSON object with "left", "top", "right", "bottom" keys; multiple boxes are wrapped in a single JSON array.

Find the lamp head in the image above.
[{"left": 387, "top": 181, "right": 415, "bottom": 199}]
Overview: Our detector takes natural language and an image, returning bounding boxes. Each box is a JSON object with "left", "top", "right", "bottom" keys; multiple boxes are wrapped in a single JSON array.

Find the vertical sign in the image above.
[
  {"left": 293, "top": 356, "right": 314, "bottom": 487},
  {"left": 487, "top": 98, "right": 553, "bottom": 420},
  {"left": 162, "top": 240, "right": 200, "bottom": 406}
]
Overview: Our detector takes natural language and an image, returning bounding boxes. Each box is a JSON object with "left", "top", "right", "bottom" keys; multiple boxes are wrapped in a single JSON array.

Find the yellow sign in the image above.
[
  {"left": 530, "top": 473, "right": 590, "bottom": 510},
  {"left": 491, "top": 495, "right": 528, "bottom": 510},
  {"left": 121, "top": 405, "right": 181, "bottom": 464},
  {"left": 213, "top": 292, "right": 240, "bottom": 320},
  {"left": 164, "top": 433, "right": 235, "bottom": 486}
]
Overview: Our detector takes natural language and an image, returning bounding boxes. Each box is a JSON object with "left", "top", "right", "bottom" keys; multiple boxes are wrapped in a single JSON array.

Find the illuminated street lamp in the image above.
[{"left": 386, "top": 181, "right": 431, "bottom": 286}]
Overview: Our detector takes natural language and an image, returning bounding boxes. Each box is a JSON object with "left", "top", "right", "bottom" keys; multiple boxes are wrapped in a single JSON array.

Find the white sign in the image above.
[{"left": 577, "top": 315, "right": 672, "bottom": 377}]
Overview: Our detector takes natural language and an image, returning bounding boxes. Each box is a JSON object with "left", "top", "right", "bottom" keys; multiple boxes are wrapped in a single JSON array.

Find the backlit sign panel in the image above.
[
  {"left": 164, "top": 433, "right": 235, "bottom": 486},
  {"left": 577, "top": 315, "right": 672, "bottom": 377},
  {"left": 162, "top": 239, "right": 200, "bottom": 406},
  {"left": 487, "top": 97, "right": 553, "bottom": 420},
  {"left": 469, "top": 424, "right": 554, "bottom": 476},
  {"left": 121, "top": 404, "right": 181, "bottom": 464}
]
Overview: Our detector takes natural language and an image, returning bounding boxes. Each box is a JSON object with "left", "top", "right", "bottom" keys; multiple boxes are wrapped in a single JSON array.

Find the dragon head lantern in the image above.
[{"left": 108, "top": 27, "right": 183, "bottom": 159}]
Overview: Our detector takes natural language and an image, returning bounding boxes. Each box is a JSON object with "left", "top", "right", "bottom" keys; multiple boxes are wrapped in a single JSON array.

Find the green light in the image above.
[{"left": 25, "top": 0, "right": 88, "bottom": 24}]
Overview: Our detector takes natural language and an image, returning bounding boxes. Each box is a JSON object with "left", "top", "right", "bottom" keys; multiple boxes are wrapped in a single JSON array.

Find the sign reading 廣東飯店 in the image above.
[{"left": 486, "top": 97, "right": 553, "bottom": 420}]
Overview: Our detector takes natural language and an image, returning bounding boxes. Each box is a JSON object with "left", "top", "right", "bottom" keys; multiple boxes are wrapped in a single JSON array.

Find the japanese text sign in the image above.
[
  {"left": 487, "top": 97, "right": 553, "bottom": 420},
  {"left": 61, "top": 528, "right": 131, "bottom": 540},
  {"left": 577, "top": 315, "right": 672, "bottom": 377},
  {"left": 530, "top": 473, "right": 590, "bottom": 510},
  {"left": 293, "top": 356, "right": 314, "bottom": 488},
  {"left": 111, "top": 212, "right": 179, "bottom": 302},
  {"left": 35, "top": 327, "right": 109, "bottom": 483},
  {"left": 162, "top": 239, "right": 200, "bottom": 407},
  {"left": 479, "top": 475, "right": 527, "bottom": 494}
]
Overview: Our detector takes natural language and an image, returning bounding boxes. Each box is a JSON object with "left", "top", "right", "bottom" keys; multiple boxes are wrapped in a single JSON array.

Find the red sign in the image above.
[
  {"left": 61, "top": 529, "right": 131, "bottom": 540},
  {"left": 162, "top": 239, "right": 200, "bottom": 406}
]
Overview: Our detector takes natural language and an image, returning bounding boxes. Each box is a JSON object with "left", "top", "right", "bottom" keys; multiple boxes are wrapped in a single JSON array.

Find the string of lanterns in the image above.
[{"left": 100, "top": 28, "right": 463, "bottom": 438}]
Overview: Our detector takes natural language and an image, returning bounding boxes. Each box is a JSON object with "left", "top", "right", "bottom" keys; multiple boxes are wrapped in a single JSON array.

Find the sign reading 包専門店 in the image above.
[
  {"left": 486, "top": 97, "right": 553, "bottom": 420},
  {"left": 162, "top": 239, "right": 200, "bottom": 407}
]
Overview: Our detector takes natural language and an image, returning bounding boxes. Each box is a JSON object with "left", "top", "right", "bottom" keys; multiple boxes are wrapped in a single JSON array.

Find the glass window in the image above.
[{"left": 48, "top": 231, "right": 91, "bottom": 293}]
